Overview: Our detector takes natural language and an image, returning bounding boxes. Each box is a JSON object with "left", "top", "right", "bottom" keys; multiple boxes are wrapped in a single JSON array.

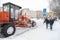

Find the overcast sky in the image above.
[{"left": 0, "top": 0, "right": 50, "bottom": 12}]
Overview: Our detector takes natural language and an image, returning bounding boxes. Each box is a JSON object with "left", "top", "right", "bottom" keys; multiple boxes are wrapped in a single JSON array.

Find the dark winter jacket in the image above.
[
  {"left": 49, "top": 19, "right": 55, "bottom": 25},
  {"left": 44, "top": 18, "right": 49, "bottom": 24}
]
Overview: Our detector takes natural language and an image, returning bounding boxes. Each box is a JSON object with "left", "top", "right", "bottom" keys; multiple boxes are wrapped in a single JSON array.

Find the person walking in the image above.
[
  {"left": 44, "top": 17, "right": 49, "bottom": 29},
  {"left": 49, "top": 17, "right": 55, "bottom": 30}
]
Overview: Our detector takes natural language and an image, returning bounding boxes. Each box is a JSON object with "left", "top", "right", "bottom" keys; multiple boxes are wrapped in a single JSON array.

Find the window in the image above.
[
  {"left": 4, "top": 5, "right": 9, "bottom": 12},
  {"left": 15, "top": 10, "right": 19, "bottom": 20},
  {"left": 11, "top": 8, "right": 14, "bottom": 18}
]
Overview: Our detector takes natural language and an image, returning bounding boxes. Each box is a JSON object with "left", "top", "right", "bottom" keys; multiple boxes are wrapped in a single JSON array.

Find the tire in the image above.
[
  {"left": 31, "top": 21, "right": 36, "bottom": 27},
  {"left": 1, "top": 24, "right": 16, "bottom": 37}
]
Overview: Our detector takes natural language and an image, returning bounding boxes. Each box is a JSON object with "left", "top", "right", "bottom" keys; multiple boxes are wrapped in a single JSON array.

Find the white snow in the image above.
[{"left": 0, "top": 18, "right": 60, "bottom": 40}]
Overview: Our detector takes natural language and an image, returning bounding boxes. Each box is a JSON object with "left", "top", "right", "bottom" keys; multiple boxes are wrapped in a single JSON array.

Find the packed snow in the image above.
[{"left": 0, "top": 18, "right": 60, "bottom": 40}]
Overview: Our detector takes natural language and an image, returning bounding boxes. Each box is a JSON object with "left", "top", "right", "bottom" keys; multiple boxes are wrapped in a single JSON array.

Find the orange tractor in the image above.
[{"left": 0, "top": 2, "right": 36, "bottom": 37}]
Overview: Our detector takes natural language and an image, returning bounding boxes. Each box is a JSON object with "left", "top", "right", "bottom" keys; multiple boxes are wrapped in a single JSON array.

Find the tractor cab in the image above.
[{"left": 3, "top": 2, "right": 22, "bottom": 22}]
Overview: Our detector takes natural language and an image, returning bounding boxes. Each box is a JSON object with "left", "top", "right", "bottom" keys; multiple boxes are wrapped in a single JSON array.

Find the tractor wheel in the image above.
[
  {"left": 31, "top": 21, "right": 36, "bottom": 27},
  {"left": 1, "top": 24, "right": 16, "bottom": 37}
]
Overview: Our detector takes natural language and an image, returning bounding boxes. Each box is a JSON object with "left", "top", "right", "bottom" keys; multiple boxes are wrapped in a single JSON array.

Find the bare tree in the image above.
[{"left": 49, "top": 0, "right": 60, "bottom": 17}]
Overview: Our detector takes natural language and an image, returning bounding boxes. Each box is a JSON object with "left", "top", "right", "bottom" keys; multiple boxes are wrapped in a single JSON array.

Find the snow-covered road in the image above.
[{"left": 0, "top": 19, "right": 60, "bottom": 40}]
